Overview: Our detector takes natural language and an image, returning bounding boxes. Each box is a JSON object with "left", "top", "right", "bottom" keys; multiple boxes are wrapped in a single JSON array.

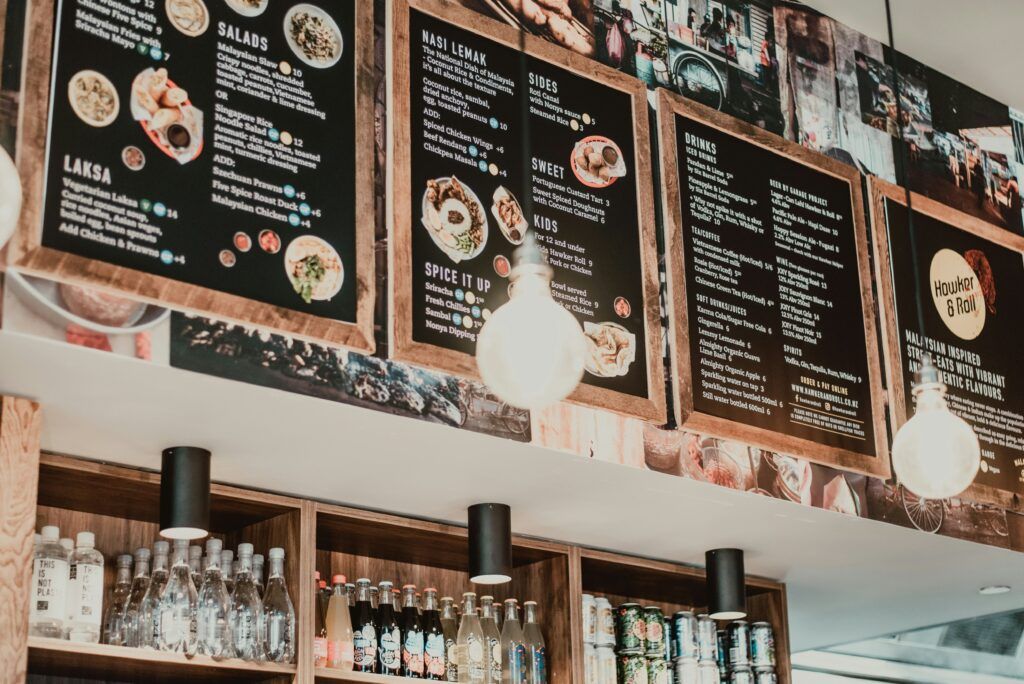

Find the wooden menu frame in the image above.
[
  {"left": 387, "top": 0, "right": 666, "bottom": 423},
  {"left": 7, "top": 0, "right": 376, "bottom": 352},
  {"left": 870, "top": 178, "right": 1024, "bottom": 507},
  {"left": 657, "top": 91, "right": 890, "bottom": 478}
]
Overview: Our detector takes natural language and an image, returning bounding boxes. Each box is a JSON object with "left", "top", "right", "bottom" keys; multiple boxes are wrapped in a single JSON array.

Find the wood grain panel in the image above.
[
  {"left": 8, "top": 0, "right": 376, "bottom": 353},
  {"left": 0, "top": 396, "right": 42, "bottom": 684},
  {"left": 656, "top": 89, "right": 891, "bottom": 479}
]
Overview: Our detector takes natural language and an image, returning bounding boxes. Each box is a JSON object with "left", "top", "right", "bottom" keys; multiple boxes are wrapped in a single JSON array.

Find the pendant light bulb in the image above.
[
  {"left": 892, "top": 354, "right": 980, "bottom": 500},
  {"left": 476, "top": 233, "right": 586, "bottom": 410}
]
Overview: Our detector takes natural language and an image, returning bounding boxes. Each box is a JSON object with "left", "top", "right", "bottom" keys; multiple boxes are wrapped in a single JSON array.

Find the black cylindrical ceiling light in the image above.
[
  {"left": 706, "top": 548, "right": 747, "bottom": 620},
  {"left": 468, "top": 503, "right": 512, "bottom": 584},
  {"left": 159, "top": 446, "right": 211, "bottom": 540}
]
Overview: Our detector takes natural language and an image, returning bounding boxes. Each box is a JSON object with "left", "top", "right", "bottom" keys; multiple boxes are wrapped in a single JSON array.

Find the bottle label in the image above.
[
  {"left": 445, "top": 638, "right": 459, "bottom": 682},
  {"left": 314, "top": 636, "right": 328, "bottom": 663},
  {"left": 467, "top": 635, "right": 486, "bottom": 682},
  {"left": 404, "top": 630, "right": 425, "bottom": 674},
  {"left": 508, "top": 644, "right": 528, "bottom": 684},
  {"left": 488, "top": 637, "right": 501, "bottom": 683},
  {"left": 355, "top": 625, "right": 377, "bottom": 666},
  {"left": 31, "top": 557, "right": 69, "bottom": 622},
  {"left": 69, "top": 564, "right": 104, "bottom": 626},
  {"left": 329, "top": 639, "right": 354, "bottom": 668},
  {"left": 530, "top": 646, "right": 546, "bottom": 684},
  {"left": 380, "top": 627, "right": 401, "bottom": 671},
  {"left": 426, "top": 633, "right": 446, "bottom": 676}
]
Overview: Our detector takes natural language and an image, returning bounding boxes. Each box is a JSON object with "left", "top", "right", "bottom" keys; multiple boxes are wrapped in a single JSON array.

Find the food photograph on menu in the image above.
[
  {"left": 392, "top": 0, "right": 663, "bottom": 419},
  {"left": 37, "top": 0, "right": 361, "bottom": 323}
]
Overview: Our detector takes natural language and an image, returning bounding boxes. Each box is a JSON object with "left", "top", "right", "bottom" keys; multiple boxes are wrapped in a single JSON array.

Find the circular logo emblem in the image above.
[{"left": 930, "top": 248, "right": 986, "bottom": 340}]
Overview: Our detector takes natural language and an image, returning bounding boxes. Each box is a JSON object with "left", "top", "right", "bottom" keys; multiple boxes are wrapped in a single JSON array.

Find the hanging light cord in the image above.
[
  {"left": 885, "top": 0, "right": 928, "bottom": 347},
  {"left": 517, "top": 19, "right": 533, "bottom": 250}
]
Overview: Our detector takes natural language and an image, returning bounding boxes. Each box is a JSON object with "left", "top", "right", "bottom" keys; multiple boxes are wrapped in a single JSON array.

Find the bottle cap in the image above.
[
  {"left": 41, "top": 526, "right": 60, "bottom": 542},
  {"left": 221, "top": 549, "right": 233, "bottom": 564},
  {"left": 462, "top": 591, "right": 476, "bottom": 598},
  {"left": 379, "top": 580, "right": 393, "bottom": 589},
  {"left": 253, "top": 553, "right": 264, "bottom": 564},
  {"left": 59, "top": 538, "right": 74, "bottom": 552},
  {"left": 314, "top": 570, "right": 321, "bottom": 581},
  {"left": 237, "top": 543, "right": 254, "bottom": 556},
  {"left": 134, "top": 547, "right": 151, "bottom": 561},
  {"left": 424, "top": 587, "right": 437, "bottom": 593},
  {"left": 117, "top": 554, "right": 133, "bottom": 567},
  {"left": 356, "top": 577, "right": 370, "bottom": 584},
  {"left": 333, "top": 574, "right": 347, "bottom": 584},
  {"left": 524, "top": 600, "right": 537, "bottom": 606},
  {"left": 153, "top": 540, "right": 170, "bottom": 555},
  {"left": 268, "top": 547, "right": 284, "bottom": 560},
  {"left": 319, "top": 580, "right": 327, "bottom": 589},
  {"left": 76, "top": 532, "right": 95, "bottom": 548},
  {"left": 402, "top": 583, "right": 416, "bottom": 590},
  {"left": 481, "top": 595, "right": 494, "bottom": 601},
  {"left": 206, "top": 538, "right": 223, "bottom": 554},
  {"left": 189, "top": 545, "right": 202, "bottom": 560},
  {"left": 34, "top": 533, "right": 41, "bottom": 544}
]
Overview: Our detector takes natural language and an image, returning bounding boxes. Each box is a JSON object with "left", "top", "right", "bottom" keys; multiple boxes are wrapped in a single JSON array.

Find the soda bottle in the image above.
[
  {"left": 457, "top": 592, "right": 486, "bottom": 684},
  {"left": 230, "top": 543, "right": 263, "bottom": 662},
  {"left": 401, "top": 584, "right": 425, "bottom": 677},
  {"left": 480, "top": 596, "right": 502, "bottom": 684},
  {"left": 500, "top": 599, "right": 527, "bottom": 684},
  {"left": 102, "top": 554, "right": 133, "bottom": 645},
  {"left": 261, "top": 547, "right": 295, "bottom": 663},
  {"left": 422, "top": 588, "right": 446, "bottom": 680},
  {"left": 523, "top": 602, "right": 546, "bottom": 684},
  {"left": 326, "top": 575, "right": 354, "bottom": 670},
  {"left": 377, "top": 581, "right": 402, "bottom": 675},
  {"left": 29, "top": 526, "right": 68, "bottom": 639},
  {"left": 66, "top": 532, "right": 104, "bottom": 642},
  {"left": 139, "top": 540, "right": 169, "bottom": 649},
  {"left": 314, "top": 572, "right": 329, "bottom": 667},
  {"left": 352, "top": 578, "right": 378, "bottom": 672},
  {"left": 196, "top": 538, "right": 232, "bottom": 658},
  {"left": 441, "top": 596, "right": 459, "bottom": 682},
  {"left": 122, "top": 547, "right": 151, "bottom": 648}
]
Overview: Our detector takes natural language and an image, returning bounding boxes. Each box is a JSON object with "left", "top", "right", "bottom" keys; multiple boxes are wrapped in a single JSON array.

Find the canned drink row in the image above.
[
  {"left": 672, "top": 658, "right": 720, "bottom": 684},
  {"left": 726, "top": 666, "right": 776, "bottom": 684},
  {"left": 582, "top": 595, "right": 617, "bottom": 647},
  {"left": 615, "top": 603, "right": 669, "bottom": 657},
  {"left": 583, "top": 643, "right": 619, "bottom": 684},
  {"left": 727, "top": 621, "right": 775, "bottom": 669},
  {"left": 669, "top": 611, "right": 718, "bottom": 662}
]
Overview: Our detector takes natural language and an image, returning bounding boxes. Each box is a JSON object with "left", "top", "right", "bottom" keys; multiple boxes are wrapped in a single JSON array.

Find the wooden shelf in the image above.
[
  {"left": 28, "top": 636, "right": 297, "bottom": 681},
  {"left": 314, "top": 666, "right": 401, "bottom": 683}
]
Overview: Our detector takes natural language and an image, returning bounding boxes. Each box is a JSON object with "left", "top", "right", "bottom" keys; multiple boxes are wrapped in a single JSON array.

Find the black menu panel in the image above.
[
  {"left": 41, "top": 0, "right": 358, "bottom": 321},
  {"left": 674, "top": 114, "right": 878, "bottom": 457},
  {"left": 405, "top": 7, "right": 652, "bottom": 400},
  {"left": 885, "top": 199, "right": 1024, "bottom": 494}
]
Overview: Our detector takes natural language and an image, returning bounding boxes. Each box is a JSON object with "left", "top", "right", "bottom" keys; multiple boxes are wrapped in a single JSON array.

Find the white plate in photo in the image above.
[
  {"left": 421, "top": 177, "right": 489, "bottom": 264},
  {"left": 284, "top": 234, "right": 345, "bottom": 302},
  {"left": 283, "top": 3, "right": 344, "bottom": 69},
  {"left": 165, "top": 0, "right": 210, "bottom": 37},
  {"left": 67, "top": 70, "right": 119, "bottom": 127},
  {"left": 225, "top": 0, "right": 268, "bottom": 17}
]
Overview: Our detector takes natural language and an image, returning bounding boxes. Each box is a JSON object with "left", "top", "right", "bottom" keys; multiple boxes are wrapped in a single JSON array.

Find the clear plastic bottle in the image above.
[
  {"left": 480, "top": 596, "right": 502, "bottom": 684},
  {"left": 457, "top": 592, "right": 486, "bottom": 684},
  {"left": 196, "top": 538, "right": 232, "bottom": 658},
  {"left": 158, "top": 539, "right": 198, "bottom": 654},
  {"left": 221, "top": 549, "right": 235, "bottom": 596},
  {"left": 500, "top": 600, "right": 527, "bottom": 684},
  {"left": 314, "top": 572, "right": 329, "bottom": 667},
  {"left": 352, "top": 578, "right": 377, "bottom": 672},
  {"left": 66, "top": 532, "right": 105, "bottom": 642},
  {"left": 189, "top": 545, "right": 203, "bottom": 591},
  {"left": 422, "top": 588, "right": 446, "bottom": 680},
  {"left": 29, "top": 525, "right": 69, "bottom": 639},
  {"left": 123, "top": 547, "right": 151, "bottom": 648},
  {"left": 326, "top": 574, "right": 354, "bottom": 670},
  {"left": 441, "top": 596, "right": 459, "bottom": 682},
  {"left": 230, "top": 543, "right": 263, "bottom": 662},
  {"left": 401, "top": 584, "right": 425, "bottom": 677},
  {"left": 252, "top": 553, "right": 265, "bottom": 599},
  {"left": 102, "top": 554, "right": 133, "bottom": 645},
  {"left": 522, "top": 602, "right": 546, "bottom": 684},
  {"left": 377, "top": 580, "right": 402, "bottom": 675},
  {"left": 139, "top": 540, "right": 169, "bottom": 649},
  {"left": 59, "top": 537, "right": 75, "bottom": 636},
  {"left": 261, "top": 547, "right": 295, "bottom": 663}
]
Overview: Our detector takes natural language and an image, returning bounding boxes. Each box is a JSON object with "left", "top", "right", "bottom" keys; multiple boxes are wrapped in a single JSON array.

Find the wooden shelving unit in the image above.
[{"left": 11, "top": 453, "right": 792, "bottom": 684}]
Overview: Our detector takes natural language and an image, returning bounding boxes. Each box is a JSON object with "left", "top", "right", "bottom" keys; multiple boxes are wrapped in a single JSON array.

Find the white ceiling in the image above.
[
  {"left": 2, "top": 330, "right": 1022, "bottom": 652},
  {"left": 801, "top": 0, "right": 1024, "bottom": 113}
]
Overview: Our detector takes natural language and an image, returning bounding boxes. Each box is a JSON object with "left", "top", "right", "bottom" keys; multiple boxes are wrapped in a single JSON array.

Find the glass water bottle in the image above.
[
  {"left": 261, "top": 547, "right": 295, "bottom": 663},
  {"left": 157, "top": 539, "right": 198, "bottom": 655},
  {"left": 480, "top": 596, "right": 502, "bottom": 684},
  {"left": 230, "top": 543, "right": 263, "bottom": 662},
  {"left": 457, "top": 592, "right": 486, "bottom": 684},
  {"left": 123, "top": 547, "right": 151, "bottom": 648},
  {"left": 139, "top": 541, "right": 169, "bottom": 649},
  {"left": 196, "top": 538, "right": 232, "bottom": 658},
  {"left": 500, "top": 599, "right": 527, "bottom": 684},
  {"left": 523, "top": 602, "right": 546, "bottom": 684},
  {"left": 102, "top": 554, "right": 133, "bottom": 646}
]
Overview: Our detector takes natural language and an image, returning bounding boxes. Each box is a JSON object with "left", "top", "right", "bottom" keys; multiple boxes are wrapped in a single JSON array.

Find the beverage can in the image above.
[
  {"left": 616, "top": 603, "right": 646, "bottom": 655},
  {"left": 729, "top": 667, "right": 754, "bottom": 684},
  {"left": 696, "top": 615, "right": 717, "bottom": 662},
  {"left": 596, "top": 598, "right": 616, "bottom": 647},
  {"left": 715, "top": 631, "right": 727, "bottom": 672},
  {"left": 584, "top": 643, "right": 598, "bottom": 684},
  {"left": 697, "top": 660, "right": 720, "bottom": 684},
  {"left": 727, "top": 621, "right": 751, "bottom": 668},
  {"left": 647, "top": 656, "right": 669, "bottom": 684},
  {"left": 583, "top": 594, "right": 598, "bottom": 645},
  {"left": 671, "top": 612, "right": 698, "bottom": 660},
  {"left": 753, "top": 668, "right": 776, "bottom": 684},
  {"left": 644, "top": 607, "right": 666, "bottom": 657},
  {"left": 750, "top": 623, "right": 775, "bottom": 668},
  {"left": 597, "top": 645, "right": 617, "bottom": 684},
  {"left": 617, "top": 654, "right": 649, "bottom": 684},
  {"left": 672, "top": 657, "right": 699, "bottom": 684}
]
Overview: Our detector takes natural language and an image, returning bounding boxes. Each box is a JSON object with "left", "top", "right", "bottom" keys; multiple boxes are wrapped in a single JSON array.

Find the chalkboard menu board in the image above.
[
  {"left": 872, "top": 180, "right": 1024, "bottom": 505},
  {"left": 10, "top": 0, "right": 375, "bottom": 350},
  {"left": 658, "top": 92, "right": 889, "bottom": 476},
  {"left": 389, "top": 0, "right": 665, "bottom": 422}
]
